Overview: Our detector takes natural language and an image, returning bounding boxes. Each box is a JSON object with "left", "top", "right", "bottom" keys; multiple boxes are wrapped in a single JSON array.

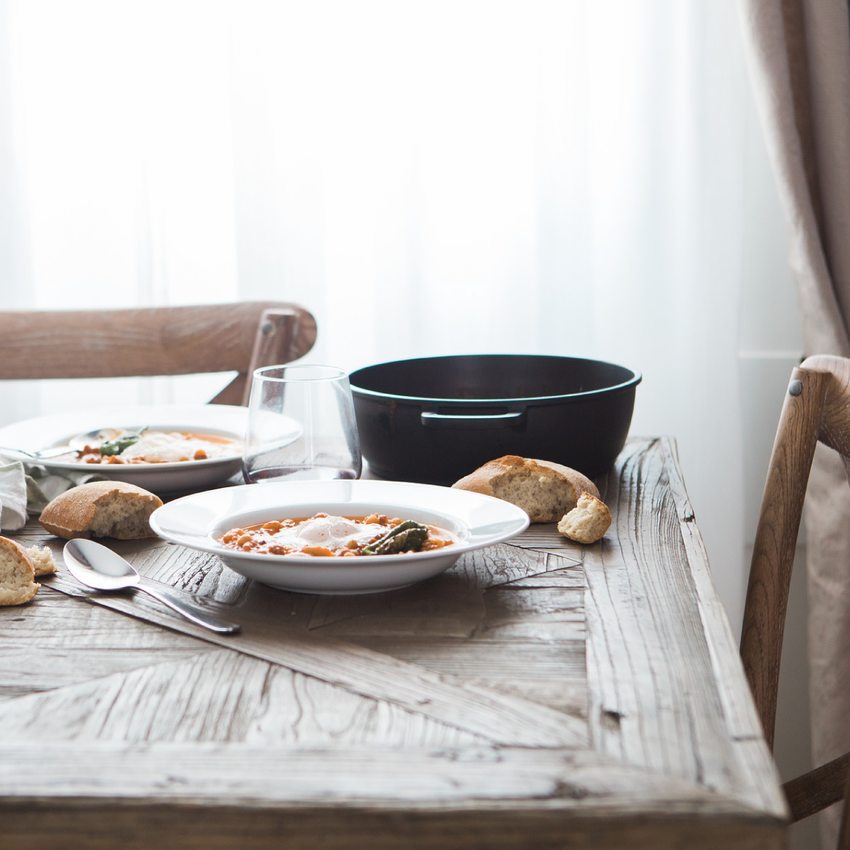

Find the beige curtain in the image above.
[{"left": 741, "top": 1, "right": 850, "bottom": 845}]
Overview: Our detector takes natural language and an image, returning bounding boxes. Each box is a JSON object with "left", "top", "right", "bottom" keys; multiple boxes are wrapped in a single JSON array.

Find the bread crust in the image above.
[
  {"left": 452, "top": 455, "right": 600, "bottom": 522},
  {"left": 39, "top": 481, "right": 163, "bottom": 540},
  {"left": 0, "top": 535, "right": 39, "bottom": 606}
]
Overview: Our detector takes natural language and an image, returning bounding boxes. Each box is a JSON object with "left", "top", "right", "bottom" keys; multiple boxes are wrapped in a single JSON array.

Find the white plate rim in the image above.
[
  {"left": 149, "top": 479, "right": 530, "bottom": 567},
  {"left": 0, "top": 404, "right": 249, "bottom": 472}
]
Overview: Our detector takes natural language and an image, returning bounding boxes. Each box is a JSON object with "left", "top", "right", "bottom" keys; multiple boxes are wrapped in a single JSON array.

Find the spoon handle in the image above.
[
  {"left": 0, "top": 445, "right": 74, "bottom": 461},
  {"left": 0, "top": 447, "right": 37, "bottom": 461},
  {"left": 135, "top": 584, "right": 241, "bottom": 634}
]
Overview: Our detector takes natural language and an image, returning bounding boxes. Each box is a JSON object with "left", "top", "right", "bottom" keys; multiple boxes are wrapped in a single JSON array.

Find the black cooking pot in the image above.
[{"left": 349, "top": 354, "right": 641, "bottom": 485}]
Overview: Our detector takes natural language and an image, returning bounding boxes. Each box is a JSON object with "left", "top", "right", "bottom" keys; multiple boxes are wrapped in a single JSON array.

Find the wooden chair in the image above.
[
  {"left": 0, "top": 301, "right": 317, "bottom": 404},
  {"left": 741, "top": 354, "right": 850, "bottom": 847}
]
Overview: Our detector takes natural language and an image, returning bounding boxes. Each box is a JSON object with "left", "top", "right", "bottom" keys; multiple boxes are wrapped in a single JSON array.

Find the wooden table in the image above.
[{"left": 0, "top": 438, "right": 787, "bottom": 849}]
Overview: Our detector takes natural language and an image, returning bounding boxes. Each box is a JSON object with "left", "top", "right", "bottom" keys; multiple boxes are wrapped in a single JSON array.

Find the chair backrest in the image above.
[
  {"left": 0, "top": 301, "right": 317, "bottom": 405},
  {"left": 740, "top": 354, "right": 850, "bottom": 840}
]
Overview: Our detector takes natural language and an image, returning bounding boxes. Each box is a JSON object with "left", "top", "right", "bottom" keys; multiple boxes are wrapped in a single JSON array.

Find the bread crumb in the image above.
[
  {"left": 557, "top": 492, "right": 611, "bottom": 544},
  {"left": 25, "top": 545, "right": 57, "bottom": 577}
]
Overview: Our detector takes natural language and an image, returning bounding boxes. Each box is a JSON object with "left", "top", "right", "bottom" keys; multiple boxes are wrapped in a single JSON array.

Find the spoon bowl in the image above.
[
  {"left": 66, "top": 426, "right": 146, "bottom": 452},
  {"left": 63, "top": 539, "right": 240, "bottom": 634}
]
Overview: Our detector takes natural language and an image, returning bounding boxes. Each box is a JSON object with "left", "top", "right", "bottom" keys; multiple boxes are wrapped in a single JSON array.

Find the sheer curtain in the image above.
[{"left": 0, "top": 0, "right": 796, "bottom": 629}]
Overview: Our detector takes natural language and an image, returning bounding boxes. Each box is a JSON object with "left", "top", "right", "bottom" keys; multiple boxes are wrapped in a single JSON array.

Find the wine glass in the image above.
[{"left": 243, "top": 364, "right": 362, "bottom": 482}]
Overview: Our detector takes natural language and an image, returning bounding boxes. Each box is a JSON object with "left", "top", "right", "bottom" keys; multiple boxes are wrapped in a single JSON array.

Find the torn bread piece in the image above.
[
  {"left": 25, "top": 544, "right": 57, "bottom": 577},
  {"left": 452, "top": 455, "right": 599, "bottom": 523},
  {"left": 0, "top": 536, "right": 40, "bottom": 606},
  {"left": 557, "top": 492, "right": 612, "bottom": 544},
  {"left": 39, "top": 481, "right": 163, "bottom": 540}
]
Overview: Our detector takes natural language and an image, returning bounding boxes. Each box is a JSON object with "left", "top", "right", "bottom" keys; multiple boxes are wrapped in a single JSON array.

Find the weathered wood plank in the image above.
[
  {"left": 0, "top": 744, "right": 786, "bottom": 847},
  {"left": 505, "top": 524, "right": 583, "bottom": 557},
  {"left": 354, "top": 637, "right": 586, "bottom": 715},
  {"left": 348, "top": 637, "right": 585, "bottom": 679},
  {"left": 0, "top": 742, "right": 776, "bottom": 813},
  {"left": 241, "top": 662, "right": 488, "bottom": 749},
  {"left": 18, "top": 530, "right": 591, "bottom": 748},
  {"left": 126, "top": 540, "right": 253, "bottom": 606},
  {"left": 0, "top": 302, "right": 316, "bottom": 381},
  {"left": 660, "top": 438, "right": 789, "bottom": 818},
  {"left": 34, "top": 571, "right": 589, "bottom": 749},
  {"left": 476, "top": 584, "right": 584, "bottom": 641},
  {"left": 307, "top": 549, "right": 583, "bottom": 640},
  {"left": 497, "top": 562, "right": 586, "bottom": 588},
  {"left": 0, "top": 650, "right": 486, "bottom": 748},
  {"left": 0, "top": 809, "right": 786, "bottom": 850},
  {"left": 582, "top": 438, "right": 787, "bottom": 818},
  {"left": 0, "top": 592, "right": 212, "bottom": 700}
]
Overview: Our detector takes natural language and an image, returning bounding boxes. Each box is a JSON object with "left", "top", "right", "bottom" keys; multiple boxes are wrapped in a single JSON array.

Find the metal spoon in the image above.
[
  {"left": 0, "top": 427, "right": 147, "bottom": 463},
  {"left": 63, "top": 539, "right": 240, "bottom": 635}
]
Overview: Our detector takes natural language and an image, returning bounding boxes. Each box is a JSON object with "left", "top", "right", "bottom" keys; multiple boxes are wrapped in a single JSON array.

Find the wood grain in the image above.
[
  {"left": 0, "top": 437, "right": 787, "bottom": 849},
  {"left": 36, "top": 568, "right": 590, "bottom": 749},
  {"left": 0, "top": 742, "right": 772, "bottom": 810},
  {"left": 582, "top": 438, "right": 785, "bottom": 818},
  {"left": 783, "top": 752, "right": 850, "bottom": 822},
  {"left": 0, "top": 301, "right": 316, "bottom": 390},
  {"left": 0, "top": 650, "right": 486, "bottom": 749},
  {"left": 213, "top": 307, "right": 311, "bottom": 405},
  {"left": 0, "top": 592, "right": 212, "bottom": 701},
  {"left": 740, "top": 355, "right": 850, "bottom": 838},
  {"left": 741, "top": 366, "right": 826, "bottom": 746},
  {"left": 0, "top": 746, "right": 785, "bottom": 849},
  {"left": 0, "top": 808, "right": 785, "bottom": 850}
]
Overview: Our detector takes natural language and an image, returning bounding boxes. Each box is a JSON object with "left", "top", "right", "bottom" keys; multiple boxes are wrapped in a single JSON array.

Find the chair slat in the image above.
[
  {"left": 741, "top": 355, "right": 850, "bottom": 846},
  {"left": 0, "top": 302, "right": 316, "bottom": 381},
  {"left": 741, "top": 366, "right": 826, "bottom": 747},
  {"left": 783, "top": 753, "right": 849, "bottom": 822}
]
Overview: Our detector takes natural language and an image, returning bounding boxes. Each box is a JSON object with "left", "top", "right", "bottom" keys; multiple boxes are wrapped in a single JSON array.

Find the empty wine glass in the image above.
[{"left": 243, "top": 364, "right": 362, "bottom": 483}]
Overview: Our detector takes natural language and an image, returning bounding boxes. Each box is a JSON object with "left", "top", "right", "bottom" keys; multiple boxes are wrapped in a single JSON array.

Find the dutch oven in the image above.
[{"left": 349, "top": 354, "right": 641, "bottom": 485}]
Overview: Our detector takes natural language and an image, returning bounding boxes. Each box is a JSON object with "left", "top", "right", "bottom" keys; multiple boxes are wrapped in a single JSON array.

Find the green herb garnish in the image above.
[
  {"left": 99, "top": 435, "right": 140, "bottom": 456},
  {"left": 98, "top": 427, "right": 147, "bottom": 456},
  {"left": 362, "top": 520, "right": 429, "bottom": 555}
]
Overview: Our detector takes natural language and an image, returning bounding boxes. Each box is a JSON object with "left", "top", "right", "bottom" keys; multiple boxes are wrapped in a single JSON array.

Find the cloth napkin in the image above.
[{"left": 0, "top": 453, "right": 104, "bottom": 531}]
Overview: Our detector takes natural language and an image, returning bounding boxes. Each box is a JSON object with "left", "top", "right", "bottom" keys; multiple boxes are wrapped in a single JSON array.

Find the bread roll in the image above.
[
  {"left": 0, "top": 536, "right": 40, "bottom": 606},
  {"left": 452, "top": 455, "right": 600, "bottom": 523},
  {"left": 39, "top": 481, "right": 163, "bottom": 540},
  {"left": 557, "top": 492, "right": 611, "bottom": 544}
]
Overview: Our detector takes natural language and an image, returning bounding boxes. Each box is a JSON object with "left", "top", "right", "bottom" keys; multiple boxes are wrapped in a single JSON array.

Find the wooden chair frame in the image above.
[
  {"left": 741, "top": 354, "right": 850, "bottom": 846},
  {"left": 0, "top": 301, "right": 317, "bottom": 405}
]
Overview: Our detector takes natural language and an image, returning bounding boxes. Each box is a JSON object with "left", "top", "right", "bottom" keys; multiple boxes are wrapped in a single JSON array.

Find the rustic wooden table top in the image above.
[{"left": 0, "top": 437, "right": 787, "bottom": 849}]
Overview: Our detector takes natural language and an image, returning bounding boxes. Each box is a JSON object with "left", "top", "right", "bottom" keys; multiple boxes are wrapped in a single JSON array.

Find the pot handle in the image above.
[{"left": 420, "top": 410, "right": 526, "bottom": 429}]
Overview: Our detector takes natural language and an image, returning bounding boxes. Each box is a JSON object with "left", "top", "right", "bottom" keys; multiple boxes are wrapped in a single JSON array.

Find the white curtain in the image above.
[{"left": 0, "top": 0, "right": 798, "bottom": 630}]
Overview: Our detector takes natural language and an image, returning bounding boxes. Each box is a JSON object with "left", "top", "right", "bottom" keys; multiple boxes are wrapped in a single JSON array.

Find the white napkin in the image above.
[
  {"left": 0, "top": 453, "right": 104, "bottom": 531},
  {"left": 0, "top": 460, "right": 28, "bottom": 530}
]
